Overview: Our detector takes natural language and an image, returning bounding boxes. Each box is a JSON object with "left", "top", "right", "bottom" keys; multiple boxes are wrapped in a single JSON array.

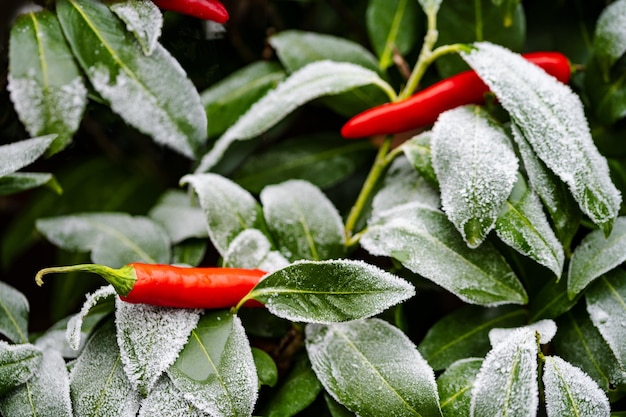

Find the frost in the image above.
[
  {"left": 260, "top": 180, "right": 345, "bottom": 262},
  {"left": 0, "top": 135, "right": 56, "bottom": 178},
  {"left": 115, "top": 299, "right": 201, "bottom": 396},
  {"left": 0, "top": 281, "right": 30, "bottom": 344},
  {"left": 432, "top": 105, "right": 518, "bottom": 248},
  {"left": 543, "top": 356, "right": 610, "bottom": 417},
  {"left": 224, "top": 228, "right": 290, "bottom": 272},
  {"left": 488, "top": 319, "right": 557, "bottom": 347},
  {"left": 138, "top": 377, "right": 208, "bottom": 416},
  {"left": 594, "top": 0, "right": 626, "bottom": 76},
  {"left": 0, "top": 342, "right": 42, "bottom": 396},
  {"left": 470, "top": 328, "right": 539, "bottom": 417},
  {"left": 195, "top": 60, "right": 394, "bottom": 172},
  {"left": 66, "top": 285, "right": 116, "bottom": 350},
  {"left": 148, "top": 190, "right": 209, "bottom": 243},
  {"left": 462, "top": 42, "right": 621, "bottom": 231},
  {"left": 110, "top": 0, "right": 162, "bottom": 56},
  {"left": 305, "top": 319, "right": 442, "bottom": 417}
]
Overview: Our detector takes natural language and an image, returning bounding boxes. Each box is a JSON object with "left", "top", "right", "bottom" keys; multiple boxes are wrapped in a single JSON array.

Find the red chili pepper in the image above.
[
  {"left": 151, "top": 0, "right": 229, "bottom": 23},
  {"left": 35, "top": 263, "right": 265, "bottom": 309},
  {"left": 340, "top": 52, "right": 572, "bottom": 139}
]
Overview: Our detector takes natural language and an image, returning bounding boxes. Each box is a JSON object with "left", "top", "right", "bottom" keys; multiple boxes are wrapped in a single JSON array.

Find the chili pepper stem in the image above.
[{"left": 35, "top": 264, "right": 136, "bottom": 296}]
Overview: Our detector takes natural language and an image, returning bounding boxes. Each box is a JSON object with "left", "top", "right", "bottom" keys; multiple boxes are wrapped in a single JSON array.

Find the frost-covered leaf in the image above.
[
  {"left": 470, "top": 328, "right": 539, "bottom": 417},
  {"left": 306, "top": 319, "right": 442, "bottom": 417},
  {"left": 462, "top": 42, "right": 621, "bottom": 234},
  {"left": 70, "top": 319, "right": 141, "bottom": 416},
  {"left": 0, "top": 172, "right": 61, "bottom": 196},
  {"left": 36, "top": 212, "right": 171, "bottom": 267},
  {"left": 495, "top": 173, "right": 564, "bottom": 276},
  {"left": 370, "top": 155, "right": 440, "bottom": 220},
  {"left": 437, "top": 358, "right": 483, "bottom": 417},
  {"left": 366, "top": 0, "right": 421, "bottom": 70},
  {"left": 260, "top": 354, "right": 323, "bottom": 417},
  {"left": 57, "top": 0, "right": 206, "bottom": 158},
  {"left": 0, "top": 349, "right": 71, "bottom": 417},
  {"left": 0, "top": 342, "right": 42, "bottom": 397},
  {"left": 66, "top": 285, "right": 116, "bottom": 351},
  {"left": 223, "top": 229, "right": 289, "bottom": 273},
  {"left": 248, "top": 259, "right": 415, "bottom": 324},
  {"left": 325, "top": 394, "right": 357, "bottom": 417},
  {"left": 8, "top": 10, "right": 86, "bottom": 154},
  {"left": 585, "top": 268, "right": 626, "bottom": 367},
  {"left": 138, "top": 377, "right": 208, "bottom": 417},
  {"left": 110, "top": 0, "right": 162, "bottom": 56},
  {"left": 115, "top": 299, "right": 201, "bottom": 396},
  {"left": 362, "top": 203, "right": 527, "bottom": 306},
  {"left": 260, "top": 180, "right": 345, "bottom": 262},
  {"left": 0, "top": 135, "right": 56, "bottom": 177},
  {"left": 488, "top": 319, "right": 557, "bottom": 347},
  {"left": 168, "top": 311, "right": 258, "bottom": 417},
  {"left": 401, "top": 131, "right": 438, "bottom": 186},
  {"left": 0, "top": 281, "right": 29, "bottom": 344},
  {"left": 568, "top": 217, "right": 626, "bottom": 298},
  {"left": 432, "top": 105, "right": 518, "bottom": 248},
  {"left": 543, "top": 356, "right": 610, "bottom": 417},
  {"left": 511, "top": 124, "right": 581, "bottom": 248},
  {"left": 593, "top": 0, "right": 626, "bottom": 79},
  {"left": 418, "top": 305, "right": 527, "bottom": 371},
  {"left": 195, "top": 60, "right": 394, "bottom": 172},
  {"left": 181, "top": 173, "right": 267, "bottom": 257},
  {"left": 148, "top": 190, "right": 209, "bottom": 243}
]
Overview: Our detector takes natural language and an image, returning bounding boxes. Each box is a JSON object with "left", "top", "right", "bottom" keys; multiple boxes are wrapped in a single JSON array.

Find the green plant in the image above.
[{"left": 1, "top": 0, "right": 626, "bottom": 416}]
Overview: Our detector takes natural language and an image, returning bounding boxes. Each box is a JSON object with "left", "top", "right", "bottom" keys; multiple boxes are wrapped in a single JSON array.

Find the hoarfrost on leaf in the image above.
[
  {"left": 470, "top": 328, "right": 539, "bottom": 417},
  {"left": 542, "top": 356, "right": 610, "bottom": 417},
  {"left": 461, "top": 42, "right": 621, "bottom": 234},
  {"left": 110, "top": 0, "right": 162, "bottom": 56},
  {"left": 138, "top": 377, "right": 208, "bottom": 416},
  {"left": 437, "top": 358, "right": 483, "bottom": 417},
  {"left": 66, "top": 285, "right": 116, "bottom": 350},
  {"left": 148, "top": 190, "right": 209, "bottom": 243},
  {"left": 593, "top": 0, "right": 626, "bottom": 78},
  {"left": 432, "top": 105, "right": 518, "bottom": 248},
  {"left": 0, "top": 281, "right": 30, "bottom": 344},
  {"left": 0, "top": 135, "right": 56, "bottom": 178},
  {"left": 488, "top": 319, "right": 557, "bottom": 347},
  {"left": 305, "top": 319, "right": 442, "bottom": 417},
  {"left": 224, "top": 228, "right": 289, "bottom": 272},
  {"left": 115, "top": 299, "right": 201, "bottom": 396},
  {"left": 0, "top": 342, "right": 42, "bottom": 397}
]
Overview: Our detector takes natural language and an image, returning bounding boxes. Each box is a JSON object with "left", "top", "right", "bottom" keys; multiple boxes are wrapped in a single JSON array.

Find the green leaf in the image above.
[
  {"left": 8, "top": 10, "right": 86, "bottom": 154},
  {"left": 224, "top": 229, "right": 289, "bottom": 272},
  {"left": 261, "top": 354, "right": 323, "bottom": 417},
  {"left": 361, "top": 203, "right": 528, "bottom": 306},
  {"left": 137, "top": 377, "right": 206, "bottom": 417},
  {"left": 528, "top": 278, "right": 580, "bottom": 322},
  {"left": 401, "top": 131, "right": 438, "bottom": 187},
  {"left": 195, "top": 60, "right": 394, "bottom": 172},
  {"left": 248, "top": 260, "right": 415, "bottom": 324},
  {"left": 202, "top": 61, "right": 286, "bottom": 139},
  {"left": 366, "top": 0, "right": 421, "bottom": 70},
  {"left": 70, "top": 319, "right": 141, "bottom": 416},
  {"left": 0, "top": 135, "right": 56, "bottom": 177},
  {"left": 0, "top": 172, "right": 61, "bottom": 196},
  {"left": 584, "top": 52, "right": 626, "bottom": 125},
  {"left": 462, "top": 42, "right": 621, "bottom": 234},
  {"left": 115, "top": 300, "right": 201, "bottom": 396},
  {"left": 167, "top": 311, "right": 258, "bottom": 417},
  {"left": 56, "top": 0, "right": 206, "bottom": 158},
  {"left": 306, "top": 319, "right": 442, "bottom": 417},
  {"left": 110, "top": 0, "right": 163, "bottom": 56},
  {"left": 469, "top": 329, "right": 539, "bottom": 417},
  {"left": 0, "top": 342, "right": 42, "bottom": 397},
  {"left": 180, "top": 173, "right": 267, "bottom": 257},
  {"left": 252, "top": 348, "right": 278, "bottom": 388},
  {"left": 171, "top": 239, "right": 207, "bottom": 267},
  {"left": 0, "top": 281, "right": 30, "bottom": 344},
  {"left": 554, "top": 305, "right": 625, "bottom": 393},
  {"left": 418, "top": 305, "right": 527, "bottom": 371},
  {"left": 437, "top": 358, "right": 483, "bottom": 417},
  {"left": 325, "top": 394, "right": 356, "bottom": 417},
  {"left": 233, "top": 134, "right": 374, "bottom": 193},
  {"left": 260, "top": 180, "right": 345, "bottom": 262},
  {"left": 432, "top": 105, "right": 518, "bottom": 248},
  {"left": 495, "top": 173, "right": 564, "bottom": 277},
  {"left": 0, "top": 349, "right": 71, "bottom": 417},
  {"left": 585, "top": 269, "right": 626, "bottom": 368},
  {"left": 568, "top": 217, "right": 626, "bottom": 298},
  {"left": 543, "top": 356, "right": 610, "bottom": 417},
  {"left": 148, "top": 190, "right": 209, "bottom": 244},
  {"left": 592, "top": 0, "right": 626, "bottom": 80},
  {"left": 36, "top": 213, "right": 171, "bottom": 267}
]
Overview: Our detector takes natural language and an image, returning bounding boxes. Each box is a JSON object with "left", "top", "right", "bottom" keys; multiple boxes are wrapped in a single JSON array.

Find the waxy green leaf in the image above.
[
  {"left": 248, "top": 259, "right": 415, "bottom": 324},
  {"left": 584, "top": 53, "right": 626, "bottom": 125},
  {"left": 56, "top": 0, "right": 206, "bottom": 158},
  {"left": 8, "top": 10, "right": 86, "bottom": 154},
  {"left": 437, "top": 358, "right": 483, "bottom": 417},
  {"left": 592, "top": 0, "right": 626, "bottom": 80},
  {"left": 0, "top": 281, "right": 30, "bottom": 344},
  {"left": 252, "top": 348, "right": 278, "bottom": 388},
  {"left": 168, "top": 311, "right": 258, "bottom": 417},
  {"left": 362, "top": 203, "right": 527, "bottom": 306},
  {"left": 528, "top": 278, "right": 580, "bottom": 322},
  {"left": 306, "top": 319, "right": 442, "bottom": 417},
  {"left": 0, "top": 342, "right": 42, "bottom": 397}
]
